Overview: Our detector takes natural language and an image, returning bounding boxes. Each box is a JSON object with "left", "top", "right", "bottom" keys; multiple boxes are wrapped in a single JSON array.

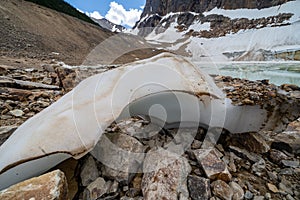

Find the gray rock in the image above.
[
  {"left": 294, "top": 190, "right": 300, "bottom": 198},
  {"left": 265, "top": 193, "right": 271, "bottom": 199},
  {"left": 9, "top": 109, "right": 24, "bottom": 117},
  {"left": 42, "top": 64, "right": 55, "bottom": 72},
  {"left": 228, "top": 152, "right": 238, "bottom": 173},
  {"left": 251, "top": 158, "right": 266, "bottom": 176},
  {"left": 107, "top": 180, "right": 119, "bottom": 194},
  {"left": 227, "top": 132, "right": 270, "bottom": 153},
  {"left": 83, "top": 178, "right": 119, "bottom": 200},
  {"left": 194, "top": 149, "right": 231, "bottom": 181},
  {"left": 229, "top": 182, "right": 244, "bottom": 200},
  {"left": 92, "top": 133, "right": 145, "bottom": 183},
  {"left": 244, "top": 191, "right": 254, "bottom": 199},
  {"left": 1, "top": 115, "right": 12, "bottom": 120},
  {"left": 271, "top": 131, "right": 300, "bottom": 155},
  {"left": 187, "top": 175, "right": 211, "bottom": 200},
  {"left": 142, "top": 148, "right": 191, "bottom": 200},
  {"left": 267, "top": 171, "right": 278, "bottom": 182},
  {"left": 42, "top": 77, "right": 52, "bottom": 85},
  {"left": 80, "top": 156, "right": 99, "bottom": 186},
  {"left": 279, "top": 182, "right": 293, "bottom": 195},
  {"left": 253, "top": 196, "right": 264, "bottom": 200},
  {"left": 281, "top": 160, "right": 299, "bottom": 168},
  {"left": 269, "top": 149, "right": 289, "bottom": 165},
  {"left": 211, "top": 180, "right": 233, "bottom": 200},
  {"left": 1, "top": 76, "right": 60, "bottom": 90},
  {"left": 228, "top": 146, "right": 261, "bottom": 163},
  {"left": 83, "top": 177, "right": 107, "bottom": 200},
  {"left": 245, "top": 182, "right": 254, "bottom": 193},
  {"left": 279, "top": 168, "right": 294, "bottom": 175},
  {"left": 286, "top": 194, "right": 295, "bottom": 200}
]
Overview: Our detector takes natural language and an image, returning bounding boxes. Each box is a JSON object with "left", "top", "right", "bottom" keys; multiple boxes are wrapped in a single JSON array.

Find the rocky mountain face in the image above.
[
  {"left": 133, "top": 0, "right": 299, "bottom": 61},
  {"left": 140, "top": 0, "right": 290, "bottom": 19},
  {"left": 92, "top": 18, "right": 126, "bottom": 32},
  {"left": 135, "top": 0, "right": 291, "bottom": 29}
]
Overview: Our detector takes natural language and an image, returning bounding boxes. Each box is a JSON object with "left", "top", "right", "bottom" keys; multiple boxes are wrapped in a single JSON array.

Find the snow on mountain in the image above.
[
  {"left": 203, "top": 0, "right": 300, "bottom": 22},
  {"left": 186, "top": 23, "right": 300, "bottom": 62},
  {"left": 133, "top": 0, "right": 300, "bottom": 61},
  {"left": 92, "top": 17, "right": 126, "bottom": 32}
]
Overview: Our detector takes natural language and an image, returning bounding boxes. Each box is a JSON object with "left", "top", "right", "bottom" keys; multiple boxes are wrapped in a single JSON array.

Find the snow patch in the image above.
[
  {"left": 186, "top": 22, "right": 300, "bottom": 62},
  {"left": 188, "top": 22, "right": 211, "bottom": 31},
  {"left": 146, "top": 21, "right": 183, "bottom": 43},
  {"left": 203, "top": 0, "right": 300, "bottom": 23}
]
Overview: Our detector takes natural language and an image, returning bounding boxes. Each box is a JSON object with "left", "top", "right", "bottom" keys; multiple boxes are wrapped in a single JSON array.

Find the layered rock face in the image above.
[
  {"left": 136, "top": 0, "right": 291, "bottom": 27},
  {"left": 142, "top": 0, "right": 290, "bottom": 17},
  {"left": 134, "top": 0, "right": 299, "bottom": 61}
]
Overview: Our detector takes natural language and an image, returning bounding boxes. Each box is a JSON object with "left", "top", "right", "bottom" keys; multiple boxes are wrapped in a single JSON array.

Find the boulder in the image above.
[
  {"left": 187, "top": 175, "right": 211, "bottom": 200},
  {"left": 0, "top": 170, "right": 68, "bottom": 200},
  {"left": 211, "top": 180, "right": 233, "bottom": 200},
  {"left": 142, "top": 148, "right": 191, "bottom": 200},
  {"left": 80, "top": 156, "right": 99, "bottom": 187},
  {"left": 194, "top": 149, "right": 232, "bottom": 181},
  {"left": 271, "top": 130, "right": 300, "bottom": 155},
  {"left": 229, "top": 182, "right": 244, "bottom": 200},
  {"left": 227, "top": 132, "right": 270, "bottom": 153},
  {"left": 93, "top": 133, "right": 145, "bottom": 183}
]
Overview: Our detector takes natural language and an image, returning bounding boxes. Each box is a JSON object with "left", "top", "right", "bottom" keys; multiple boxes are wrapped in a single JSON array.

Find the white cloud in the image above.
[
  {"left": 85, "top": 11, "right": 103, "bottom": 19},
  {"left": 105, "top": 1, "right": 142, "bottom": 27}
]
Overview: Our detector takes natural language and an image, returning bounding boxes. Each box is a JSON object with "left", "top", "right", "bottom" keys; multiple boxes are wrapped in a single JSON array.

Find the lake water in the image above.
[{"left": 195, "top": 62, "right": 300, "bottom": 86}]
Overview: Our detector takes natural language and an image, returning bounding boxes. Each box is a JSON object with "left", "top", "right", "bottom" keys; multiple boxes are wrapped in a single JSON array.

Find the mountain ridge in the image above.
[
  {"left": 24, "top": 0, "right": 97, "bottom": 25},
  {"left": 135, "top": 0, "right": 291, "bottom": 28},
  {"left": 133, "top": 0, "right": 300, "bottom": 61},
  {"left": 91, "top": 17, "right": 126, "bottom": 32}
]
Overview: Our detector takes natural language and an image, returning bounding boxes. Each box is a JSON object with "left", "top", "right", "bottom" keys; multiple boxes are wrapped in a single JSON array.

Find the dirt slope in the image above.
[{"left": 0, "top": 0, "right": 161, "bottom": 67}]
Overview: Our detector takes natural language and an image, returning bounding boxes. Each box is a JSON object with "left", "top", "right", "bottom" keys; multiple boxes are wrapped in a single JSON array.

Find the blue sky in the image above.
[{"left": 65, "top": 0, "right": 146, "bottom": 27}]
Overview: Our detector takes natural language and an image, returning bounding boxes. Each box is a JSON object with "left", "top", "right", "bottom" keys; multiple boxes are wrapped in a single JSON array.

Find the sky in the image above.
[{"left": 64, "top": 0, "right": 146, "bottom": 28}]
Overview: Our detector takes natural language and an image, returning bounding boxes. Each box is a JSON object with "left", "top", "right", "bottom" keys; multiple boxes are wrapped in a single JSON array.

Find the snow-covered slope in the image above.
[
  {"left": 92, "top": 17, "right": 125, "bottom": 32},
  {"left": 133, "top": 0, "right": 300, "bottom": 61}
]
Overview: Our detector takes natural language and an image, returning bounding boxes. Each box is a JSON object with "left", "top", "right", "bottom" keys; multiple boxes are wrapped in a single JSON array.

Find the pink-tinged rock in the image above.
[
  {"left": 211, "top": 180, "right": 233, "bottom": 200},
  {"left": 142, "top": 148, "right": 191, "bottom": 200},
  {"left": 0, "top": 170, "right": 68, "bottom": 200},
  {"left": 227, "top": 132, "right": 270, "bottom": 153},
  {"left": 194, "top": 149, "right": 232, "bottom": 182}
]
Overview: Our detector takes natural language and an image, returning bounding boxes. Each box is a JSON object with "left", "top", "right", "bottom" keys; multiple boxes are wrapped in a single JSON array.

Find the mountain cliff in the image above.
[
  {"left": 140, "top": 0, "right": 290, "bottom": 19},
  {"left": 135, "top": 0, "right": 291, "bottom": 29},
  {"left": 133, "top": 0, "right": 300, "bottom": 61}
]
